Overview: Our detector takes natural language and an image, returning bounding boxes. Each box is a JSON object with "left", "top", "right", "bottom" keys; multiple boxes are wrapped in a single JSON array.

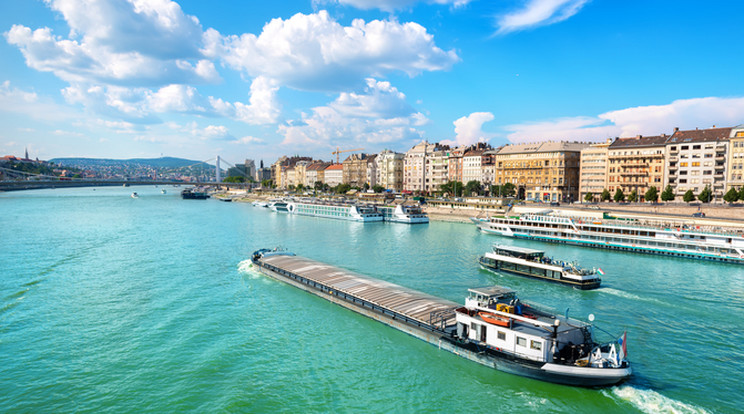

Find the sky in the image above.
[{"left": 1, "top": 0, "right": 743, "bottom": 167}]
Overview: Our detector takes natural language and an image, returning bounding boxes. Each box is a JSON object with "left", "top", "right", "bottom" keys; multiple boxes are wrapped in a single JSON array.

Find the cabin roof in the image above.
[
  {"left": 493, "top": 244, "right": 544, "bottom": 255},
  {"left": 468, "top": 286, "right": 514, "bottom": 298}
]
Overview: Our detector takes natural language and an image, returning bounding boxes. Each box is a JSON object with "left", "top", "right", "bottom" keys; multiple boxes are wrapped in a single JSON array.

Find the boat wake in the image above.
[
  {"left": 598, "top": 288, "right": 665, "bottom": 305},
  {"left": 237, "top": 259, "right": 263, "bottom": 279},
  {"left": 604, "top": 385, "right": 710, "bottom": 414}
]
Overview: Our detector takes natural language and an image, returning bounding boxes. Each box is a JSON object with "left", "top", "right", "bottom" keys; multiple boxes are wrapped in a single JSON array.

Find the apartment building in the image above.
[
  {"left": 665, "top": 127, "right": 731, "bottom": 201},
  {"left": 494, "top": 142, "right": 588, "bottom": 202},
  {"left": 404, "top": 141, "right": 450, "bottom": 193},
  {"left": 726, "top": 125, "right": 744, "bottom": 191},
  {"left": 579, "top": 139, "right": 612, "bottom": 201},
  {"left": 607, "top": 135, "right": 667, "bottom": 200},
  {"left": 376, "top": 150, "right": 404, "bottom": 191}
]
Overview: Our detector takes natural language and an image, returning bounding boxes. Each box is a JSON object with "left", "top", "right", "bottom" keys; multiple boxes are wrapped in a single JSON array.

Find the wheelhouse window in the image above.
[
  {"left": 530, "top": 340, "right": 542, "bottom": 351},
  {"left": 497, "top": 331, "right": 506, "bottom": 341},
  {"left": 516, "top": 336, "right": 527, "bottom": 347}
]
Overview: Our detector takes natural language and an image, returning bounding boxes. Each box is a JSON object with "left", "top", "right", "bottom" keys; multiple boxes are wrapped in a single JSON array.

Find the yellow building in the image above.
[
  {"left": 727, "top": 124, "right": 744, "bottom": 191},
  {"left": 607, "top": 135, "right": 667, "bottom": 200},
  {"left": 494, "top": 141, "right": 588, "bottom": 202}
]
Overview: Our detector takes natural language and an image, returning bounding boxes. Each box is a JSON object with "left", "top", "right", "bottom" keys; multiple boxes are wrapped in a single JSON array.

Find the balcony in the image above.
[
  {"left": 620, "top": 171, "right": 648, "bottom": 177},
  {"left": 668, "top": 156, "right": 678, "bottom": 162}
]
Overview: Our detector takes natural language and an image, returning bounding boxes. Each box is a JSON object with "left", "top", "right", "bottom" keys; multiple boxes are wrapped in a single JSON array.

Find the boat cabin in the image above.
[{"left": 492, "top": 245, "right": 545, "bottom": 261}]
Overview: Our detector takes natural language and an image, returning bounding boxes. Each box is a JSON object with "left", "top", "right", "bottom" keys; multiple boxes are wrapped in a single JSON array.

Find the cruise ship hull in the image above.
[{"left": 251, "top": 250, "right": 630, "bottom": 387}]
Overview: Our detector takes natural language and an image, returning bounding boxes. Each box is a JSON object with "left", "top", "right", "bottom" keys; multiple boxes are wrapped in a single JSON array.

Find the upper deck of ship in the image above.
[{"left": 259, "top": 253, "right": 459, "bottom": 328}]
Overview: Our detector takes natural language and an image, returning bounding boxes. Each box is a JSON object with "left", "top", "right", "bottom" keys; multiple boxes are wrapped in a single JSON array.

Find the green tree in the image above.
[
  {"left": 628, "top": 190, "right": 638, "bottom": 202},
  {"left": 698, "top": 185, "right": 712, "bottom": 203},
  {"left": 372, "top": 185, "right": 385, "bottom": 193},
  {"left": 660, "top": 185, "right": 675, "bottom": 202},
  {"left": 223, "top": 176, "right": 245, "bottom": 183},
  {"left": 613, "top": 188, "right": 625, "bottom": 203},
  {"left": 601, "top": 188, "right": 611, "bottom": 202},
  {"left": 490, "top": 183, "right": 516, "bottom": 197},
  {"left": 645, "top": 186, "right": 659, "bottom": 203},
  {"left": 296, "top": 183, "right": 305, "bottom": 192},
  {"left": 314, "top": 181, "right": 323, "bottom": 190},
  {"left": 683, "top": 189, "right": 695, "bottom": 203},
  {"left": 584, "top": 192, "right": 594, "bottom": 202},
  {"left": 465, "top": 180, "right": 482, "bottom": 196},
  {"left": 739, "top": 187, "right": 744, "bottom": 201},
  {"left": 261, "top": 179, "right": 273, "bottom": 188},
  {"left": 723, "top": 187, "right": 739, "bottom": 204},
  {"left": 335, "top": 183, "right": 351, "bottom": 194},
  {"left": 440, "top": 181, "right": 464, "bottom": 197}
]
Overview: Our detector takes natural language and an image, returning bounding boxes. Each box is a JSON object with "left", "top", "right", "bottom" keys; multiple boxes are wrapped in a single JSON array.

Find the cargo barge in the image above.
[{"left": 250, "top": 248, "right": 631, "bottom": 387}]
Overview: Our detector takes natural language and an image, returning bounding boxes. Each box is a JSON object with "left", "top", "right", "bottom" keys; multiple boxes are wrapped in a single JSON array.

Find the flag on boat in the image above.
[
  {"left": 597, "top": 267, "right": 605, "bottom": 276},
  {"left": 618, "top": 331, "right": 627, "bottom": 359}
]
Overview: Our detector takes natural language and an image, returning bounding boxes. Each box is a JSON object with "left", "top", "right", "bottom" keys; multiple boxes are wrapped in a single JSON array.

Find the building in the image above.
[
  {"left": 365, "top": 154, "right": 377, "bottom": 188},
  {"left": 324, "top": 164, "right": 344, "bottom": 187},
  {"left": 665, "top": 126, "right": 731, "bottom": 202},
  {"left": 293, "top": 160, "right": 311, "bottom": 188},
  {"left": 342, "top": 153, "right": 370, "bottom": 187},
  {"left": 375, "top": 150, "right": 404, "bottom": 192},
  {"left": 462, "top": 148, "right": 486, "bottom": 186},
  {"left": 494, "top": 141, "right": 588, "bottom": 202},
  {"left": 481, "top": 149, "right": 498, "bottom": 188},
  {"left": 424, "top": 144, "right": 450, "bottom": 194},
  {"left": 244, "top": 159, "right": 256, "bottom": 180},
  {"left": 272, "top": 156, "right": 312, "bottom": 189},
  {"left": 579, "top": 139, "right": 612, "bottom": 202},
  {"left": 607, "top": 135, "right": 667, "bottom": 201},
  {"left": 726, "top": 125, "right": 744, "bottom": 191},
  {"left": 305, "top": 161, "right": 330, "bottom": 188},
  {"left": 446, "top": 146, "right": 467, "bottom": 184}
]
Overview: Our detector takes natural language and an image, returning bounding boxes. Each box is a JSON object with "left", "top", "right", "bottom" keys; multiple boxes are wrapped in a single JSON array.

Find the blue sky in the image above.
[{"left": 1, "top": 0, "right": 743, "bottom": 166}]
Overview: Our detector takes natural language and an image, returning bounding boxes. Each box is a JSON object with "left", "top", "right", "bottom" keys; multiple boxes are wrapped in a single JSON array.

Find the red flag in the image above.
[{"left": 621, "top": 331, "right": 627, "bottom": 357}]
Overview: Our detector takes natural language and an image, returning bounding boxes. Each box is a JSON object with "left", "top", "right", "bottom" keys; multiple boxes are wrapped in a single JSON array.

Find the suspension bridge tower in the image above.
[{"left": 215, "top": 155, "right": 221, "bottom": 183}]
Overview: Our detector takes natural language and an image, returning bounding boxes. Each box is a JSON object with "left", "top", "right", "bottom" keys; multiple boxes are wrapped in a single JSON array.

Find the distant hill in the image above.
[{"left": 50, "top": 157, "right": 211, "bottom": 168}]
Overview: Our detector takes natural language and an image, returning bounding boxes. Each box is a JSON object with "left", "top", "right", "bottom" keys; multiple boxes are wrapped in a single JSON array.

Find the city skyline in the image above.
[{"left": 1, "top": 0, "right": 743, "bottom": 166}]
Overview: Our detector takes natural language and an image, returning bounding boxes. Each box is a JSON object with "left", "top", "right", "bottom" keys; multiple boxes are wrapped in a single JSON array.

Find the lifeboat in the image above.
[{"left": 478, "top": 311, "right": 511, "bottom": 327}]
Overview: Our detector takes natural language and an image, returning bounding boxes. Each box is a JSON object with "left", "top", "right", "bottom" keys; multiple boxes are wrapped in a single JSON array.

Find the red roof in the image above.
[{"left": 325, "top": 164, "right": 343, "bottom": 170}]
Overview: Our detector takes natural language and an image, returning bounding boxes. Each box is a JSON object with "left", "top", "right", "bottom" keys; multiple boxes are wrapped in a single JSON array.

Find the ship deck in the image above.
[{"left": 259, "top": 254, "right": 459, "bottom": 329}]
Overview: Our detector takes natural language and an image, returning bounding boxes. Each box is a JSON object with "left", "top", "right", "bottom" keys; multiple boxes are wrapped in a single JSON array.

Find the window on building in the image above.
[
  {"left": 693, "top": 145, "right": 701, "bottom": 150},
  {"left": 682, "top": 146, "right": 689, "bottom": 150}
]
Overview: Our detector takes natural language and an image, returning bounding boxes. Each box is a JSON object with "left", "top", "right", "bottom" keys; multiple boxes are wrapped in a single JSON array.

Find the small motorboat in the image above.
[
  {"left": 161, "top": 189, "right": 167, "bottom": 194},
  {"left": 131, "top": 192, "right": 139, "bottom": 198}
]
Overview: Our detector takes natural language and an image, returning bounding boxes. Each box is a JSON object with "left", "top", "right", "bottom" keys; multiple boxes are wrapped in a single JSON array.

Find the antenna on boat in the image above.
[{"left": 565, "top": 307, "right": 569, "bottom": 319}]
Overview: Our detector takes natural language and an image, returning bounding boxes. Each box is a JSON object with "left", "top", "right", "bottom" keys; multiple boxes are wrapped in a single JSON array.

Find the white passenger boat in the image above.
[
  {"left": 130, "top": 192, "right": 138, "bottom": 198},
  {"left": 378, "top": 205, "right": 429, "bottom": 224},
  {"left": 286, "top": 200, "right": 383, "bottom": 222},
  {"left": 479, "top": 244, "right": 601, "bottom": 289},
  {"left": 472, "top": 212, "right": 744, "bottom": 264},
  {"left": 251, "top": 249, "right": 631, "bottom": 387},
  {"left": 268, "top": 199, "right": 290, "bottom": 213}
]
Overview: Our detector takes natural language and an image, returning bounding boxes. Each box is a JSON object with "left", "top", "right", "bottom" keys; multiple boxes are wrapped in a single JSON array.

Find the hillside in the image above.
[{"left": 49, "top": 157, "right": 210, "bottom": 168}]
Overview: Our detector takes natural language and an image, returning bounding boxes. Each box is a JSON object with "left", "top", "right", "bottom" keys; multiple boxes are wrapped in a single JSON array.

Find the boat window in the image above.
[
  {"left": 497, "top": 331, "right": 506, "bottom": 341},
  {"left": 516, "top": 336, "right": 527, "bottom": 347},
  {"left": 530, "top": 340, "right": 542, "bottom": 351}
]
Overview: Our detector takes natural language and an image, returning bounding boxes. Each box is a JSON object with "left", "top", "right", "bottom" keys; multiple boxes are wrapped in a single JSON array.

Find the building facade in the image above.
[
  {"left": 375, "top": 150, "right": 404, "bottom": 191},
  {"left": 324, "top": 164, "right": 344, "bottom": 187},
  {"left": 607, "top": 135, "right": 667, "bottom": 200},
  {"left": 665, "top": 127, "right": 731, "bottom": 201},
  {"left": 494, "top": 142, "right": 588, "bottom": 202},
  {"left": 462, "top": 148, "right": 485, "bottom": 185},
  {"left": 342, "top": 153, "right": 370, "bottom": 187},
  {"left": 579, "top": 139, "right": 612, "bottom": 202},
  {"left": 726, "top": 125, "right": 744, "bottom": 191}
]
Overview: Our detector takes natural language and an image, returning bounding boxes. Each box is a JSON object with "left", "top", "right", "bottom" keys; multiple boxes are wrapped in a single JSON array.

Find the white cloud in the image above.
[
  {"left": 209, "top": 76, "right": 281, "bottom": 125},
  {"left": 238, "top": 136, "right": 265, "bottom": 144},
  {"left": 316, "top": 0, "right": 472, "bottom": 12},
  {"left": 5, "top": 0, "right": 219, "bottom": 88},
  {"left": 504, "top": 96, "right": 744, "bottom": 143},
  {"left": 278, "top": 78, "right": 427, "bottom": 149},
  {"left": 496, "top": 0, "right": 589, "bottom": 35},
  {"left": 0, "top": 80, "right": 79, "bottom": 122},
  {"left": 210, "top": 11, "right": 459, "bottom": 92},
  {"left": 443, "top": 112, "right": 495, "bottom": 146}
]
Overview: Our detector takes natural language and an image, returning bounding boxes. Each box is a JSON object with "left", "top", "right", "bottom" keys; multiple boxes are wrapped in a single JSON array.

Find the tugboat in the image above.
[
  {"left": 251, "top": 249, "right": 630, "bottom": 387},
  {"left": 479, "top": 244, "right": 602, "bottom": 289}
]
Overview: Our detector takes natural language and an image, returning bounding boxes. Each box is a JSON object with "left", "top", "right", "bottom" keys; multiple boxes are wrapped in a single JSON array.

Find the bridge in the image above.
[{"left": 0, "top": 155, "right": 257, "bottom": 192}]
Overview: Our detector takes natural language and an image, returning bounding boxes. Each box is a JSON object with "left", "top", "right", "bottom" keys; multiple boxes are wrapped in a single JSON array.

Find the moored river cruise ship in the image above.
[
  {"left": 286, "top": 200, "right": 383, "bottom": 222},
  {"left": 472, "top": 212, "right": 744, "bottom": 264},
  {"left": 378, "top": 205, "right": 429, "bottom": 224},
  {"left": 251, "top": 248, "right": 631, "bottom": 387}
]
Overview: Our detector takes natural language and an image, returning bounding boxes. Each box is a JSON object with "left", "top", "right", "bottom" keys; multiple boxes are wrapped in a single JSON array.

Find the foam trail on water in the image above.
[
  {"left": 237, "top": 259, "right": 263, "bottom": 279},
  {"left": 606, "top": 385, "right": 710, "bottom": 414}
]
